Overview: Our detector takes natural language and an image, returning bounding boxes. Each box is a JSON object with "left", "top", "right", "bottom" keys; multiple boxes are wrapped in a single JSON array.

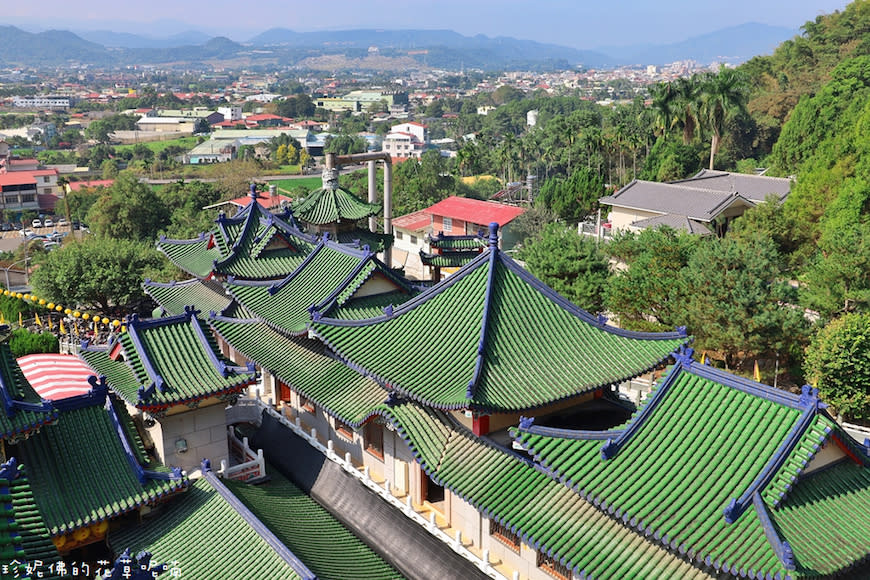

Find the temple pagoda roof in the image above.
[
  {"left": 290, "top": 169, "right": 381, "bottom": 226},
  {"left": 224, "top": 236, "right": 413, "bottom": 337},
  {"left": 157, "top": 186, "right": 315, "bottom": 280},
  {"left": 109, "top": 471, "right": 312, "bottom": 580},
  {"left": 0, "top": 459, "right": 61, "bottom": 577},
  {"left": 512, "top": 352, "right": 870, "bottom": 579},
  {"left": 80, "top": 308, "right": 256, "bottom": 414},
  {"left": 0, "top": 337, "right": 57, "bottom": 443},
  {"left": 13, "top": 382, "right": 188, "bottom": 537},
  {"left": 310, "top": 225, "right": 689, "bottom": 413},
  {"left": 372, "top": 401, "right": 713, "bottom": 579},
  {"left": 225, "top": 468, "right": 402, "bottom": 579},
  {"left": 144, "top": 278, "right": 233, "bottom": 318},
  {"left": 209, "top": 316, "right": 388, "bottom": 427}
]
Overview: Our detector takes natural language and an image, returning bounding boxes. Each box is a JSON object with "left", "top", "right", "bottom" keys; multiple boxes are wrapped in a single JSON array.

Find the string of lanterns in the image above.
[{"left": 1, "top": 288, "right": 125, "bottom": 333}]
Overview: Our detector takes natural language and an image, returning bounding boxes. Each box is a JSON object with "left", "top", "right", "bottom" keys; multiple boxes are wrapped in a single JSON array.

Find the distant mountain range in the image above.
[{"left": 0, "top": 23, "right": 797, "bottom": 71}]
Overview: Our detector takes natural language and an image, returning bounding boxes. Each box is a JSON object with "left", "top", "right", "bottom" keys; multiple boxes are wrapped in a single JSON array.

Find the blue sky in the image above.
[{"left": 6, "top": 1, "right": 852, "bottom": 48}]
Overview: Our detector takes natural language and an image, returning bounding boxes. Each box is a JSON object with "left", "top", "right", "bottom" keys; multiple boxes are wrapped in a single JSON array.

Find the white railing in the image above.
[
  {"left": 220, "top": 426, "right": 266, "bottom": 482},
  {"left": 244, "top": 398, "right": 509, "bottom": 580},
  {"left": 842, "top": 421, "right": 870, "bottom": 446}
]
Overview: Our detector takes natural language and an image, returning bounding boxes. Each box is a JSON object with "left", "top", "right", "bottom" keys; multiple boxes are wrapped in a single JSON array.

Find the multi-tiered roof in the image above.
[
  {"left": 512, "top": 350, "right": 870, "bottom": 579},
  {"left": 311, "top": 224, "right": 688, "bottom": 413},
  {"left": 80, "top": 308, "right": 256, "bottom": 415}
]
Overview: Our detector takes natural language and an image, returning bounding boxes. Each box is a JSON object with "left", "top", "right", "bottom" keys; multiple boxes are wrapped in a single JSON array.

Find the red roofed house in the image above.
[
  {"left": 229, "top": 184, "right": 292, "bottom": 211},
  {"left": 0, "top": 141, "right": 59, "bottom": 216},
  {"left": 391, "top": 197, "right": 525, "bottom": 278}
]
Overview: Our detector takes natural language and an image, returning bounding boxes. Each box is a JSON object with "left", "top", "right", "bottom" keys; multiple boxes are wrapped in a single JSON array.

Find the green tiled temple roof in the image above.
[
  {"left": 157, "top": 233, "right": 221, "bottom": 279},
  {"left": 225, "top": 240, "right": 407, "bottom": 337},
  {"left": 512, "top": 356, "right": 870, "bottom": 578},
  {"left": 419, "top": 250, "right": 482, "bottom": 268},
  {"left": 312, "top": 241, "right": 688, "bottom": 413},
  {"left": 157, "top": 192, "right": 314, "bottom": 280},
  {"left": 209, "top": 316, "right": 386, "bottom": 426},
  {"left": 335, "top": 229, "right": 393, "bottom": 253},
  {"left": 327, "top": 290, "right": 418, "bottom": 321},
  {"left": 428, "top": 232, "right": 487, "bottom": 250},
  {"left": 109, "top": 476, "right": 308, "bottom": 580},
  {"left": 144, "top": 278, "right": 233, "bottom": 317},
  {"left": 291, "top": 182, "right": 380, "bottom": 225},
  {"left": 0, "top": 460, "right": 62, "bottom": 579},
  {"left": 15, "top": 387, "right": 188, "bottom": 536},
  {"left": 0, "top": 341, "right": 56, "bottom": 442},
  {"left": 80, "top": 309, "right": 256, "bottom": 414},
  {"left": 376, "top": 402, "right": 712, "bottom": 579},
  {"left": 226, "top": 467, "right": 403, "bottom": 580}
]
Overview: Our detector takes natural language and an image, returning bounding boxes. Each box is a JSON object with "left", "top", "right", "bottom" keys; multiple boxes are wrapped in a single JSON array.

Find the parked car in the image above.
[
  {"left": 44, "top": 218, "right": 54, "bottom": 228},
  {"left": 0, "top": 223, "right": 12, "bottom": 231},
  {"left": 20, "top": 228, "right": 35, "bottom": 238},
  {"left": 32, "top": 219, "right": 42, "bottom": 228},
  {"left": 57, "top": 218, "right": 68, "bottom": 227}
]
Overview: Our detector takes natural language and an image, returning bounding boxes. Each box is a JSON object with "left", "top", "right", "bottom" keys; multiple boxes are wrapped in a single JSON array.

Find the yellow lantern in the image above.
[
  {"left": 30, "top": 295, "right": 37, "bottom": 302},
  {"left": 22, "top": 294, "right": 30, "bottom": 300},
  {"left": 101, "top": 317, "right": 109, "bottom": 325},
  {"left": 56, "top": 305, "right": 63, "bottom": 312},
  {"left": 39, "top": 299, "right": 46, "bottom": 306},
  {"left": 73, "top": 311, "right": 81, "bottom": 318},
  {"left": 112, "top": 319, "right": 121, "bottom": 327},
  {"left": 64, "top": 308, "right": 72, "bottom": 315},
  {"left": 47, "top": 302, "right": 54, "bottom": 309},
  {"left": 121, "top": 325, "right": 127, "bottom": 333},
  {"left": 2, "top": 290, "right": 8, "bottom": 296},
  {"left": 82, "top": 313, "right": 90, "bottom": 320},
  {"left": 15, "top": 293, "right": 22, "bottom": 299}
]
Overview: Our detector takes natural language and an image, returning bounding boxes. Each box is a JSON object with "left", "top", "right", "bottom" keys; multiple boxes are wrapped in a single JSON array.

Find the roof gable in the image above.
[
  {"left": 291, "top": 170, "right": 381, "bottom": 225},
  {"left": 311, "top": 228, "right": 688, "bottom": 412},
  {"left": 80, "top": 309, "right": 256, "bottom": 413},
  {"left": 512, "top": 354, "right": 870, "bottom": 578}
]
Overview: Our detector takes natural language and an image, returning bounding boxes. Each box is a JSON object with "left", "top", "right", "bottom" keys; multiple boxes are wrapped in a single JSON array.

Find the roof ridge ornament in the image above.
[
  {"left": 322, "top": 167, "right": 340, "bottom": 189},
  {"left": 249, "top": 183, "right": 257, "bottom": 200},
  {"left": 488, "top": 222, "right": 499, "bottom": 248}
]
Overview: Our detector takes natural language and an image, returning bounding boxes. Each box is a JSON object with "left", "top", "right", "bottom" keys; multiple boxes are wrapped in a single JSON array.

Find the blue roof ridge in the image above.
[
  {"left": 466, "top": 226, "right": 500, "bottom": 400},
  {"left": 724, "top": 387, "right": 825, "bottom": 525},
  {"left": 309, "top": 253, "right": 379, "bottom": 316},
  {"left": 598, "top": 349, "right": 689, "bottom": 461},
  {"left": 187, "top": 309, "right": 256, "bottom": 379},
  {"left": 212, "top": 197, "right": 264, "bottom": 270},
  {"left": 687, "top": 362, "right": 803, "bottom": 409},
  {"left": 105, "top": 394, "right": 184, "bottom": 485},
  {"left": 752, "top": 492, "right": 796, "bottom": 571},
  {"left": 200, "top": 461, "right": 318, "bottom": 580},
  {"left": 156, "top": 232, "right": 211, "bottom": 246},
  {"left": 51, "top": 375, "right": 108, "bottom": 413},
  {"left": 497, "top": 251, "right": 689, "bottom": 341},
  {"left": 311, "top": 250, "right": 491, "bottom": 327},
  {"left": 514, "top": 417, "right": 624, "bottom": 441},
  {"left": 771, "top": 420, "right": 834, "bottom": 508},
  {"left": 125, "top": 314, "right": 167, "bottom": 399}
]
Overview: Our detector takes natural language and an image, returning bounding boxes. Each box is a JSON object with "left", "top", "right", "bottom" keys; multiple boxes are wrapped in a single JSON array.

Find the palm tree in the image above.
[
  {"left": 649, "top": 82, "right": 677, "bottom": 138},
  {"left": 700, "top": 69, "right": 748, "bottom": 170},
  {"left": 672, "top": 77, "right": 702, "bottom": 144}
]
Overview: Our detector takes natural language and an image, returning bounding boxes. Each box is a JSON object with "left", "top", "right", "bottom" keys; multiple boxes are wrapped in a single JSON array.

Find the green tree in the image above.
[
  {"left": 605, "top": 227, "right": 700, "bottom": 332},
  {"left": 804, "top": 313, "right": 870, "bottom": 423},
  {"left": 518, "top": 224, "right": 611, "bottom": 314},
  {"left": 157, "top": 180, "right": 221, "bottom": 239},
  {"left": 29, "top": 237, "right": 163, "bottom": 316},
  {"left": 699, "top": 69, "right": 748, "bottom": 170},
  {"left": 681, "top": 234, "right": 807, "bottom": 370},
  {"left": 535, "top": 167, "right": 604, "bottom": 221},
  {"left": 9, "top": 328, "right": 59, "bottom": 357},
  {"left": 86, "top": 173, "right": 169, "bottom": 241}
]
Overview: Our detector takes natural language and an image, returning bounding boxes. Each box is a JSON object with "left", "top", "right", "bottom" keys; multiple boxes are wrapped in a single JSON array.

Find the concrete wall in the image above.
[{"left": 149, "top": 402, "right": 228, "bottom": 476}]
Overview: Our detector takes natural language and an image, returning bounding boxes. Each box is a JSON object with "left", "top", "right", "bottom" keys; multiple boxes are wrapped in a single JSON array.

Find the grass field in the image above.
[
  {"left": 271, "top": 177, "right": 322, "bottom": 195},
  {"left": 115, "top": 136, "right": 200, "bottom": 155}
]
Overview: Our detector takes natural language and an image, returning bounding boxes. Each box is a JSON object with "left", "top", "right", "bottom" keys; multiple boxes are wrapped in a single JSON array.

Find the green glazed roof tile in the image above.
[
  {"left": 209, "top": 317, "right": 386, "bottom": 427},
  {"left": 0, "top": 342, "right": 57, "bottom": 442},
  {"left": 144, "top": 278, "right": 233, "bottom": 317},
  {"left": 291, "top": 184, "right": 380, "bottom": 225},
  {"left": 376, "top": 402, "right": 712, "bottom": 579},
  {"left": 109, "top": 477, "right": 305, "bottom": 580},
  {"left": 80, "top": 311, "right": 255, "bottom": 413},
  {"left": 513, "top": 360, "right": 870, "bottom": 578},
  {"left": 15, "top": 392, "right": 188, "bottom": 536},
  {"left": 225, "top": 467, "right": 402, "bottom": 580},
  {"left": 312, "top": 249, "right": 688, "bottom": 413},
  {"left": 157, "top": 234, "right": 221, "bottom": 278},
  {"left": 225, "top": 241, "right": 406, "bottom": 336}
]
